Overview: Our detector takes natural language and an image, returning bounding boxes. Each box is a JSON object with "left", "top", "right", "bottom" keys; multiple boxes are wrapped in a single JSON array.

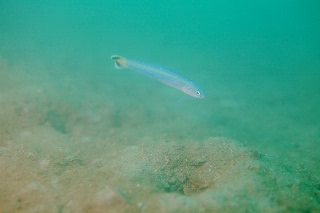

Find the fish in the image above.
[{"left": 111, "top": 55, "right": 205, "bottom": 98}]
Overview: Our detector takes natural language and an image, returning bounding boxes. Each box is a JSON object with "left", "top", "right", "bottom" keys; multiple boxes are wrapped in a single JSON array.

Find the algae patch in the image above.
[{"left": 100, "top": 137, "right": 259, "bottom": 198}]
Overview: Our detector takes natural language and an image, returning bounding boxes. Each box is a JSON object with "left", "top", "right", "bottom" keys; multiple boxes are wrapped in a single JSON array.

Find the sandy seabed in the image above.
[{"left": 0, "top": 58, "right": 319, "bottom": 213}]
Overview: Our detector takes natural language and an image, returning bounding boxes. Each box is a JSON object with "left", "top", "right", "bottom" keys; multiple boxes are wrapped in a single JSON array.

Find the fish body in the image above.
[{"left": 111, "top": 55, "right": 205, "bottom": 98}]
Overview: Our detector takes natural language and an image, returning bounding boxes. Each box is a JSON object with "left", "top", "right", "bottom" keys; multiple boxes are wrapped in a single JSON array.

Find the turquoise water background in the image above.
[
  {"left": 1, "top": 0, "right": 320, "bottom": 211},
  {"left": 2, "top": 0, "right": 319, "bottom": 150}
]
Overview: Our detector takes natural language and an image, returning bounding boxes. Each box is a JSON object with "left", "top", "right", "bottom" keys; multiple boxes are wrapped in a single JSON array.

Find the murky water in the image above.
[{"left": 1, "top": 1, "right": 319, "bottom": 212}]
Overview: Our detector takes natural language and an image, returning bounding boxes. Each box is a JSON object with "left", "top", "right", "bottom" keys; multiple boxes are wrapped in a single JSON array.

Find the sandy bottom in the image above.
[{"left": 0, "top": 58, "right": 319, "bottom": 213}]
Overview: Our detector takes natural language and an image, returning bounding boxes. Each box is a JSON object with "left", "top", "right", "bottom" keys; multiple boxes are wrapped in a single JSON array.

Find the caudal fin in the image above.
[{"left": 111, "top": 55, "right": 126, "bottom": 69}]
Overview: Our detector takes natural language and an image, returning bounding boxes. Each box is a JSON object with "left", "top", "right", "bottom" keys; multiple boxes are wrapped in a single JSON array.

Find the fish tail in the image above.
[{"left": 111, "top": 55, "right": 126, "bottom": 69}]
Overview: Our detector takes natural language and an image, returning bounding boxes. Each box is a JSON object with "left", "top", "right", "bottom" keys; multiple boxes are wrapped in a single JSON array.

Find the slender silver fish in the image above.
[{"left": 111, "top": 55, "right": 205, "bottom": 98}]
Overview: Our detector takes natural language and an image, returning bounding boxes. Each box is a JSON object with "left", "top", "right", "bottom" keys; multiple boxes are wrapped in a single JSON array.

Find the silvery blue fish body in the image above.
[{"left": 111, "top": 55, "right": 205, "bottom": 98}]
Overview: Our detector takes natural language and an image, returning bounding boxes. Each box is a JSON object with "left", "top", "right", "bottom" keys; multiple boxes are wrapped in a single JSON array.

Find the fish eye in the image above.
[{"left": 196, "top": 91, "right": 201, "bottom": 96}]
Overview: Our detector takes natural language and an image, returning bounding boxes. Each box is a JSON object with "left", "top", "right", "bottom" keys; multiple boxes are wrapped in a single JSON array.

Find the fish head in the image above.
[{"left": 183, "top": 84, "right": 205, "bottom": 98}]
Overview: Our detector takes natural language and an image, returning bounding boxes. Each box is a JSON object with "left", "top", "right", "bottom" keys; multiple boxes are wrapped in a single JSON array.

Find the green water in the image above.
[{"left": 1, "top": 1, "right": 320, "bottom": 212}]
